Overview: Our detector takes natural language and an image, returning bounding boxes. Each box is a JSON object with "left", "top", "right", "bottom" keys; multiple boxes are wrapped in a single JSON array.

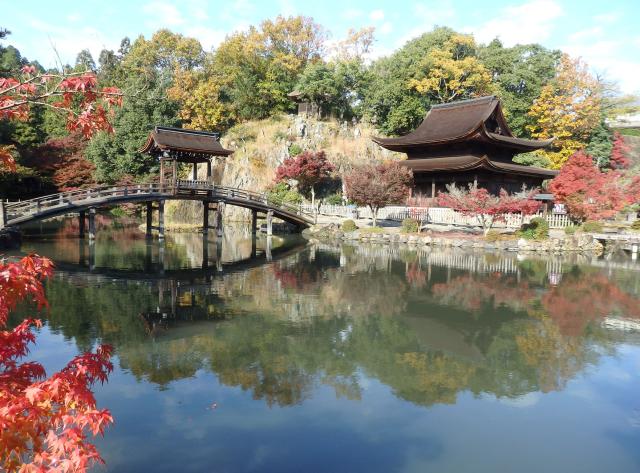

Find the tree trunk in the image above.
[
  {"left": 371, "top": 206, "right": 378, "bottom": 227},
  {"left": 311, "top": 186, "right": 315, "bottom": 209}
]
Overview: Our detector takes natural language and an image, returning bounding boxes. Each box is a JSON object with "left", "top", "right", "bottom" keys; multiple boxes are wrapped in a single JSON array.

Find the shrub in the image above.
[
  {"left": 581, "top": 220, "right": 603, "bottom": 233},
  {"left": 630, "top": 219, "right": 640, "bottom": 231},
  {"left": 485, "top": 230, "right": 501, "bottom": 242},
  {"left": 518, "top": 217, "right": 549, "bottom": 240},
  {"left": 401, "top": 218, "right": 419, "bottom": 233},
  {"left": 324, "top": 192, "right": 343, "bottom": 205},
  {"left": 288, "top": 143, "right": 303, "bottom": 157},
  {"left": 267, "top": 182, "right": 303, "bottom": 207},
  {"left": 342, "top": 219, "right": 357, "bottom": 232},
  {"left": 564, "top": 225, "right": 578, "bottom": 235}
]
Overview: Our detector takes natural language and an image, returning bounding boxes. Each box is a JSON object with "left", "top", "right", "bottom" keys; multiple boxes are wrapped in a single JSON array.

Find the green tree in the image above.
[
  {"left": 479, "top": 40, "right": 561, "bottom": 137},
  {"left": 362, "top": 26, "right": 456, "bottom": 135}
]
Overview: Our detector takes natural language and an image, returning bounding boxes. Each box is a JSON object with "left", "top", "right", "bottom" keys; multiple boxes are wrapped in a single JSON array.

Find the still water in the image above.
[{"left": 11, "top": 220, "right": 640, "bottom": 473}]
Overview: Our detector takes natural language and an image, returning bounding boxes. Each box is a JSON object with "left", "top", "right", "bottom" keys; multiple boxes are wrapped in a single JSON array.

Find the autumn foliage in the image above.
[
  {"left": 275, "top": 150, "right": 335, "bottom": 206},
  {"left": 0, "top": 256, "right": 114, "bottom": 471},
  {"left": 437, "top": 185, "right": 542, "bottom": 234},
  {"left": 24, "top": 134, "right": 95, "bottom": 191},
  {"left": 344, "top": 162, "right": 414, "bottom": 226},
  {"left": 549, "top": 150, "right": 632, "bottom": 221}
]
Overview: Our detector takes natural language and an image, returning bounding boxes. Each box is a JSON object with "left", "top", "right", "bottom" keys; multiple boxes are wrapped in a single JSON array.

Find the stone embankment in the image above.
[{"left": 304, "top": 224, "right": 604, "bottom": 254}]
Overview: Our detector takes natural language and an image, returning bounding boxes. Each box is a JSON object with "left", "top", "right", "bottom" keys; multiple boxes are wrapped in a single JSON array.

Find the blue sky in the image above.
[{"left": 4, "top": 0, "right": 640, "bottom": 93}]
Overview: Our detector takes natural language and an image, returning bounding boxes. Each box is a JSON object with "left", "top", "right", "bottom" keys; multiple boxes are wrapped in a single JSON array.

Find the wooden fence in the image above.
[{"left": 303, "top": 204, "right": 573, "bottom": 229}]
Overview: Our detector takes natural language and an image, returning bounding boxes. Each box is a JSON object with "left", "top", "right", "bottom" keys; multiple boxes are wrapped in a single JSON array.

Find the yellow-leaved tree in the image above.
[
  {"left": 527, "top": 54, "right": 601, "bottom": 169},
  {"left": 409, "top": 34, "right": 494, "bottom": 103}
]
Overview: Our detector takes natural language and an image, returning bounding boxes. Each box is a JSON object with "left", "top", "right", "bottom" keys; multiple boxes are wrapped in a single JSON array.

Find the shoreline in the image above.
[{"left": 304, "top": 223, "right": 605, "bottom": 254}]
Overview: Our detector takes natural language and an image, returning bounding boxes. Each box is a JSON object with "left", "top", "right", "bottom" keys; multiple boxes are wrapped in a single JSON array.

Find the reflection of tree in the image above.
[
  {"left": 431, "top": 274, "right": 535, "bottom": 313},
  {"left": 541, "top": 271, "right": 640, "bottom": 336}
]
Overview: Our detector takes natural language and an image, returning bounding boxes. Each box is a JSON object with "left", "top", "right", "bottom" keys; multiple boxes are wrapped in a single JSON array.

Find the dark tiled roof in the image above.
[
  {"left": 140, "top": 126, "right": 233, "bottom": 158},
  {"left": 373, "top": 96, "right": 554, "bottom": 152},
  {"left": 399, "top": 155, "right": 558, "bottom": 178}
]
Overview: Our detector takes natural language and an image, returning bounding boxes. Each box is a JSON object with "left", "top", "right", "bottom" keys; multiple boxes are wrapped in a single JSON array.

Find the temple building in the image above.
[{"left": 372, "top": 96, "right": 558, "bottom": 196}]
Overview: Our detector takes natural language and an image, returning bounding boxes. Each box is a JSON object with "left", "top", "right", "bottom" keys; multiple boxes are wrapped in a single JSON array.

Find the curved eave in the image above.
[
  {"left": 138, "top": 138, "right": 234, "bottom": 157},
  {"left": 400, "top": 155, "right": 558, "bottom": 178},
  {"left": 484, "top": 131, "right": 555, "bottom": 151}
]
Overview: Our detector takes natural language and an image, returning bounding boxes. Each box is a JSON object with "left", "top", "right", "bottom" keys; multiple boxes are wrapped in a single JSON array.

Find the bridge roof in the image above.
[{"left": 140, "top": 126, "right": 233, "bottom": 162}]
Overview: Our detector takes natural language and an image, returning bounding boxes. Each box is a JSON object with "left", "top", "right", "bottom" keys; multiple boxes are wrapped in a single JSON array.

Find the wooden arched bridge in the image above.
[{"left": 0, "top": 182, "right": 315, "bottom": 238}]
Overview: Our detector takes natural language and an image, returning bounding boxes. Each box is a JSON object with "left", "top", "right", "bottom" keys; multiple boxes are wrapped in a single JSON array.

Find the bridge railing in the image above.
[
  {"left": 4, "top": 182, "right": 314, "bottom": 224},
  {"left": 5, "top": 184, "right": 165, "bottom": 221}
]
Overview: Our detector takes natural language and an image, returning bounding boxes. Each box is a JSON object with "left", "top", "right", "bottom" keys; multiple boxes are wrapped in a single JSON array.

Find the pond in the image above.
[{"left": 10, "top": 219, "right": 640, "bottom": 473}]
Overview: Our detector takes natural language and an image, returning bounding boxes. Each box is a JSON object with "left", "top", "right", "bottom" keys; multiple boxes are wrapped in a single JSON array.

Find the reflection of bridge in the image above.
[{"left": 1, "top": 183, "right": 314, "bottom": 236}]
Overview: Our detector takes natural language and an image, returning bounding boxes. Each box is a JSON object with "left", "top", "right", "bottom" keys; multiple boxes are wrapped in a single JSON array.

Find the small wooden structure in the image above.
[
  {"left": 140, "top": 126, "right": 233, "bottom": 189},
  {"left": 373, "top": 96, "right": 558, "bottom": 196},
  {"left": 288, "top": 90, "right": 320, "bottom": 118}
]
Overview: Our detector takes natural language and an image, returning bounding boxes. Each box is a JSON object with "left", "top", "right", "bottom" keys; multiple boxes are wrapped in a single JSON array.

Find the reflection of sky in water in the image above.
[{"left": 12, "top": 223, "right": 640, "bottom": 472}]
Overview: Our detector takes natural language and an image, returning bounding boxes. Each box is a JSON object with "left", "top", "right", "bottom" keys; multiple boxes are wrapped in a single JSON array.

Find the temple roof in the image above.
[
  {"left": 399, "top": 155, "right": 558, "bottom": 179},
  {"left": 140, "top": 126, "right": 233, "bottom": 161},
  {"left": 373, "top": 96, "right": 555, "bottom": 152}
]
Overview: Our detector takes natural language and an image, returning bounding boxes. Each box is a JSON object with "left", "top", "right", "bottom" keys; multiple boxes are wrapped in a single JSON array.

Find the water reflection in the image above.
[{"left": 17, "top": 227, "right": 640, "bottom": 408}]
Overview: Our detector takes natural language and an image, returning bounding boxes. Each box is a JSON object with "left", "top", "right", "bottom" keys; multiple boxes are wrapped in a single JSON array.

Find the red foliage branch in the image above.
[
  {"left": 0, "top": 66, "right": 122, "bottom": 139},
  {"left": 437, "top": 185, "right": 541, "bottom": 234},
  {"left": 0, "top": 256, "right": 114, "bottom": 472}
]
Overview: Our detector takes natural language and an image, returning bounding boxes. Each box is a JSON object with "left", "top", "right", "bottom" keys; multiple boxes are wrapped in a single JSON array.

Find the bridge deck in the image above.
[{"left": 2, "top": 183, "right": 314, "bottom": 229}]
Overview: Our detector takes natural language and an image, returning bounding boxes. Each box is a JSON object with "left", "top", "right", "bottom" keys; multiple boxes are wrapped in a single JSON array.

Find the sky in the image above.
[{"left": 3, "top": 0, "right": 640, "bottom": 94}]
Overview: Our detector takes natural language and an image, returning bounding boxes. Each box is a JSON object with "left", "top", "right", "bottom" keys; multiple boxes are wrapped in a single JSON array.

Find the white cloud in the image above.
[
  {"left": 186, "top": 26, "right": 227, "bottom": 51},
  {"left": 392, "top": 1, "right": 456, "bottom": 48},
  {"left": 142, "top": 1, "right": 186, "bottom": 27},
  {"left": 369, "top": 9, "right": 385, "bottom": 22},
  {"left": 342, "top": 8, "right": 364, "bottom": 20},
  {"left": 471, "top": 0, "right": 564, "bottom": 46},
  {"left": 380, "top": 22, "right": 394, "bottom": 35},
  {"left": 593, "top": 12, "right": 620, "bottom": 24}
]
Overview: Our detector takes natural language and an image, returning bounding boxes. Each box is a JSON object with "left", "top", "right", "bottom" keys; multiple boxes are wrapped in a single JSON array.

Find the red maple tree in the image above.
[
  {"left": 549, "top": 150, "right": 630, "bottom": 221},
  {"left": 610, "top": 132, "right": 631, "bottom": 170},
  {"left": 275, "top": 150, "right": 335, "bottom": 208},
  {"left": 344, "top": 162, "right": 414, "bottom": 226},
  {"left": 26, "top": 134, "right": 95, "bottom": 191},
  {"left": 1, "top": 63, "right": 120, "bottom": 471},
  {"left": 437, "top": 185, "right": 542, "bottom": 234}
]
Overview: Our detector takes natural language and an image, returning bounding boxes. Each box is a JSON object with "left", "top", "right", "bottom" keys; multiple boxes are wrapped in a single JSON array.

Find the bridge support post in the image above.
[
  {"left": 158, "top": 200, "right": 165, "bottom": 240},
  {"left": 203, "top": 202, "right": 209, "bottom": 234},
  {"left": 266, "top": 209, "right": 273, "bottom": 236},
  {"left": 265, "top": 236, "right": 272, "bottom": 262},
  {"left": 88, "top": 208, "right": 96, "bottom": 240},
  {"left": 0, "top": 200, "right": 6, "bottom": 229},
  {"left": 88, "top": 239, "right": 95, "bottom": 271},
  {"left": 146, "top": 202, "right": 153, "bottom": 237},
  {"left": 251, "top": 209, "right": 258, "bottom": 235},
  {"left": 216, "top": 202, "right": 224, "bottom": 238},
  {"left": 633, "top": 243, "right": 638, "bottom": 261},
  {"left": 216, "top": 239, "right": 223, "bottom": 272},
  {"left": 78, "top": 211, "right": 85, "bottom": 239}
]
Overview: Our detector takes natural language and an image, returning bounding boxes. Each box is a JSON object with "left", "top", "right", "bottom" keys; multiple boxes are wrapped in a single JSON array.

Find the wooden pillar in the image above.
[
  {"left": 158, "top": 200, "right": 165, "bottom": 240},
  {"left": 160, "top": 160, "right": 164, "bottom": 188},
  {"left": 172, "top": 159, "right": 177, "bottom": 191},
  {"left": 251, "top": 209, "right": 258, "bottom": 235},
  {"left": 159, "top": 239, "right": 165, "bottom": 275},
  {"left": 146, "top": 202, "right": 153, "bottom": 237},
  {"left": 216, "top": 201, "right": 224, "bottom": 237},
  {"left": 88, "top": 207, "right": 96, "bottom": 240},
  {"left": 266, "top": 209, "right": 273, "bottom": 236},
  {"left": 207, "top": 160, "right": 212, "bottom": 184},
  {"left": 78, "top": 210, "right": 85, "bottom": 238},
  {"left": 216, "top": 239, "right": 223, "bottom": 272},
  {"left": 251, "top": 234, "right": 257, "bottom": 258},
  {"left": 203, "top": 202, "right": 209, "bottom": 234},
  {"left": 192, "top": 162, "right": 198, "bottom": 181}
]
